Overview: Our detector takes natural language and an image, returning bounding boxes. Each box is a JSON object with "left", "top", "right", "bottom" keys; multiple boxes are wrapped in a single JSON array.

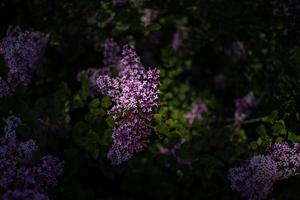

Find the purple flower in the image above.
[
  {"left": 0, "top": 26, "right": 49, "bottom": 86},
  {"left": 0, "top": 116, "right": 63, "bottom": 199},
  {"left": 228, "top": 155, "right": 278, "bottom": 200},
  {"left": 96, "top": 45, "right": 160, "bottom": 165},
  {"left": 184, "top": 101, "right": 208, "bottom": 125},
  {"left": 172, "top": 28, "right": 186, "bottom": 50},
  {"left": 141, "top": 9, "right": 158, "bottom": 26},
  {"left": 103, "top": 38, "right": 121, "bottom": 68},
  {"left": 2, "top": 189, "right": 49, "bottom": 200},
  {"left": 234, "top": 92, "right": 257, "bottom": 123},
  {"left": 112, "top": 0, "right": 127, "bottom": 6},
  {"left": 232, "top": 41, "right": 246, "bottom": 59},
  {"left": 159, "top": 138, "right": 192, "bottom": 166},
  {"left": 0, "top": 76, "right": 13, "bottom": 98},
  {"left": 266, "top": 143, "right": 300, "bottom": 179},
  {"left": 229, "top": 142, "right": 300, "bottom": 199},
  {"left": 77, "top": 38, "right": 121, "bottom": 96}
]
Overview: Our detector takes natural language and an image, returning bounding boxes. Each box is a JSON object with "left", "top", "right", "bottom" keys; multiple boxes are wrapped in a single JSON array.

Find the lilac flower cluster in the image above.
[
  {"left": 0, "top": 116, "right": 64, "bottom": 199},
  {"left": 103, "top": 38, "right": 121, "bottom": 68},
  {"left": 140, "top": 9, "right": 158, "bottom": 26},
  {"left": 0, "top": 26, "right": 49, "bottom": 87},
  {"left": 228, "top": 143, "right": 300, "bottom": 200},
  {"left": 159, "top": 138, "right": 192, "bottom": 165},
  {"left": 231, "top": 41, "right": 246, "bottom": 59},
  {"left": 184, "top": 101, "right": 208, "bottom": 125},
  {"left": 266, "top": 143, "right": 300, "bottom": 179},
  {"left": 96, "top": 45, "right": 160, "bottom": 165},
  {"left": 228, "top": 155, "right": 278, "bottom": 200},
  {"left": 172, "top": 28, "right": 186, "bottom": 50},
  {"left": 112, "top": 0, "right": 127, "bottom": 6},
  {"left": 0, "top": 76, "right": 13, "bottom": 98},
  {"left": 77, "top": 38, "right": 121, "bottom": 95},
  {"left": 234, "top": 92, "right": 257, "bottom": 123}
]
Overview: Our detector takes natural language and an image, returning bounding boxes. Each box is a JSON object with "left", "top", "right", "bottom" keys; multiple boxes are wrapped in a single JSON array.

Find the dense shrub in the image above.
[{"left": 0, "top": 0, "right": 299, "bottom": 199}]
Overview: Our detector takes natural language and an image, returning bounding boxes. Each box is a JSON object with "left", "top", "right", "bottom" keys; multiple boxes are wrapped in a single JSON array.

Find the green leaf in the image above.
[
  {"left": 272, "top": 120, "right": 286, "bottom": 135},
  {"left": 256, "top": 124, "right": 267, "bottom": 136},
  {"left": 89, "top": 99, "right": 101, "bottom": 109},
  {"left": 106, "top": 116, "right": 115, "bottom": 128},
  {"left": 262, "top": 110, "right": 278, "bottom": 124},
  {"left": 155, "top": 124, "right": 170, "bottom": 137},
  {"left": 101, "top": 96, "right": 112, "bottom": 108},
  {"left": 154, "top": 114, "right": 162, "bottom": 122}
]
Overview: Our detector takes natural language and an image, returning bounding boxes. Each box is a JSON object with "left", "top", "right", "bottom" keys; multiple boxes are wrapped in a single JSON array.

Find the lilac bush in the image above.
[
  {"left": 96, "top": 45, "right": 160, "bottom": 165},
  {"left": 228, "top": 142, "right": 300, "bottom": 199},
  {"left": 0, "top": 116, "right": 63, "bottom": 199},
  {"left": 0, "top": 26, "right": 49, "bottom": 86}
]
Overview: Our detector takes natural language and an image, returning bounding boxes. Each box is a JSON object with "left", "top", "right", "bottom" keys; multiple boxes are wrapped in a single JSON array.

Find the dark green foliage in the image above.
[{"left": 0, "top": 0, "right": 299, "bottom": 199}]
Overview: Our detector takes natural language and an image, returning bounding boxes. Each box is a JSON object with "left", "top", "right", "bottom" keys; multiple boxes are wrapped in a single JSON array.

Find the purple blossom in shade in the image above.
[
  {"left": 141, "top": 9, "right": 158, "bottom": 26},
  {"left": 0, "top": 26, "right": 49, "bottom": 86},
  {"left": 172, "top": 28, "right": 185, "bottom": 50},
  {"left": 232, "top": 41, "right": 246, "bottom": 59},
  {"left": 176, "top": 169, "right": 184, "bottom": 177},
  {"left": 103, "top": 38, "right": 121, "bottom": 68},
  {"left": 228, "top": 155, "right": 278, "bottom": 200},
  {"left": 184, "top": 101, "right": 208, "bottom": 125},
  {"left": 96, "top": 45, "right": 160, "bottom": 165},
  {"left": 0, "top": 116, "right": 63, "bottom": 199},
  {"left": 214, "top": 73, "right": 226, "bottom": 89},
  {"left": 159, "top": 138, "right": 192, "bottom": 166},
  {"left": 234, "top": 92, "right": 257, "bottom": 123},
  {"left": 2, "top": 190, "right": 49, "bottom": 200},
  {"left": 77, "top": 67, "right": 111, "bottom": 97},
  {"left": 0, "top": 76, "right": 13, "bottom": 98},
  {"left": 77, "top": 38, "right": 120, "bottom": 96},
  {"left": 266, "top": 143, "right": 300, "bottom": 179},
  {"left": 112, "top": 0, "right": 127, "bottom": 6},
  {"left": 228, "top": 142, "right": 300, "bottom": 199}
]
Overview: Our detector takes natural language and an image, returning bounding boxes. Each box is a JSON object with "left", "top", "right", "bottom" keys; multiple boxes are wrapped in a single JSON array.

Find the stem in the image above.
[{"left": 240, "top": 118, "right": 261, "bottom": 125}]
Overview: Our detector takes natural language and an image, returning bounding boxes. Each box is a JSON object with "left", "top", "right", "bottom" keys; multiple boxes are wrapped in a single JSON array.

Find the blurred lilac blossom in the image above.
[
  {"left": 172, "top": 28, "right": 186, "bottom": 50},
  {"left": 232, "top": 41, "right": 246, "bottom": 59},
  {"left": 184, "top": 101, "right": 208, "bottom": 125},
  {"left": 234, "top": 92, "right": 257, "bottom": 123},
  {"left": 159, "top": 138, "right": 192, "bottom": 166},
  {"left": 0, "top": 26, "right": 49, "bottom": 86},
  {"left": 229, "top": 142, "right": 300, "bottom": 199},
  {"left": 0, "top": 116, "right": 64, "bottom": 199},
  {"left": 141, "top": 9, "right": 158, "bottom": 26}
]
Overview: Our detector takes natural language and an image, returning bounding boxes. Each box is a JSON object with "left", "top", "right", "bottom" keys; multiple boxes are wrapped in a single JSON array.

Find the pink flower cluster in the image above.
[
  {"left": 228, "top": 143, "right": 300, "bottom": 200},
  {"left": 172, "top": 28, "right": 186, "bottom": 50},
  {"left": 96, "top": 45, "right": 160, "bottom": 165},
  {"left": 140, "top": 9, "right": 158, "bottom": 26},
  {"left": 159, "top": 138, "right": 192, "bottom": 166},
  {"left": 184, "top": 101, "right": 208, "bottom": 125},
  {"left": 234, "top": 92, "right": 256, "bottom": 123}
]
